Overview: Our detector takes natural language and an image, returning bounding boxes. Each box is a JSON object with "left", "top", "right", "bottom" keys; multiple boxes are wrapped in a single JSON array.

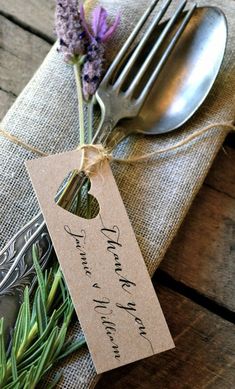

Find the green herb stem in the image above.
[
  {"left": 55, "top": 61, "right": 87, "bottom": 211},
  {"left": 74, "top": 62, "right": 85, "bottom": 145},
  {"left": 47, "top": 268, "right": 63, "bottom": 310},
  {"left": 56, "top": 170, "right": 80, "bottom": 210},
  {"left": 87, "top": 96, "right": 95, "bottom": 144}
]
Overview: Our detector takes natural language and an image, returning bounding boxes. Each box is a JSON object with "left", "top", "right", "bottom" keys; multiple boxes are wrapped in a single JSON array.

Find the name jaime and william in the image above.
[{"left": 64, "top": 222, "right": 154, "bottom": 360}]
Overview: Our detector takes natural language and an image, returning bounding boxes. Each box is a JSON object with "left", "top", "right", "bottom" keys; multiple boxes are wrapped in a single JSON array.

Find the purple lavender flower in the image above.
[
  {"left": 80, "top": 6, "right": 120, "bottom": 100},
  {"left": 55, "top": 0, "right": 88, "bottom": 63}
]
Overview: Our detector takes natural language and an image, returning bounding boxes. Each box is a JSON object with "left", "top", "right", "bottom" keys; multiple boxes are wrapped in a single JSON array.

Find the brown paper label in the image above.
[{"left": 26, "top": 148, "right": 174, "bottom": 374}]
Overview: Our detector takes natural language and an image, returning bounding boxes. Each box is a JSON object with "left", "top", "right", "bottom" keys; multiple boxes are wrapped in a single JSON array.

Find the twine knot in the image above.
[{"left": 79, "top": 144, "right": 113, "bottom": 176}]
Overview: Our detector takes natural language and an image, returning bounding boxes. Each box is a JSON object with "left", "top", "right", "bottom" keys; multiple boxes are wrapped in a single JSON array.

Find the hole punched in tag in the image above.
[
  {"left": 55, "top": 170, "right": 100, "bottom": 220},
  {"left": 26, "top": 147, "right": 175, "bottom": 373}
]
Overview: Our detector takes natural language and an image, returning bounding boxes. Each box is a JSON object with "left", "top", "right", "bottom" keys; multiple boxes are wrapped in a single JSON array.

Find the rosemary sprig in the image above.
[{"left": 0, "top": 244, "right": 86, "bottom": 388}]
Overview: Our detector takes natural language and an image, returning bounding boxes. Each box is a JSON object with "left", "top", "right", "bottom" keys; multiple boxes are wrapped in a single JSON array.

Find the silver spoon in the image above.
[
  {"left": 102, "top": 5, "right": 228, "bottom": 148},
  {"left": 0, "top": 6, "right": 227, "bottom": 338}
]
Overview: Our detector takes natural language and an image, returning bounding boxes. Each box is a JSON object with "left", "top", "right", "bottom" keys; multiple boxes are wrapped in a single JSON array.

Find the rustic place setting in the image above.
[{"left": 0, "top": 0, "right": 234, "bottom": 388}]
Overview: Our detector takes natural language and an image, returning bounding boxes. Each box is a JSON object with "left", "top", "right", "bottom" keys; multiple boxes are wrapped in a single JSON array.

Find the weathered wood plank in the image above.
[
  {"left": 0, "top": 15, "right": 51, "bottom": 119},
  {"left": 0, "top": 0, "right": 55, "bottom": 41},
  {"left": 160, "top": 180, "right": 235, "bottom": 312},
  {"left": 225, "top": 133, "right": 235, "bottom": 150},
  {"left": 0, "top": 89, "right": 15, "bottom": 119},
  {"left": 96, "top": 285, "right": 235, "bottom": 388},
  {"left": 205, "top": 146, "right": 235, "bottom": 199}
]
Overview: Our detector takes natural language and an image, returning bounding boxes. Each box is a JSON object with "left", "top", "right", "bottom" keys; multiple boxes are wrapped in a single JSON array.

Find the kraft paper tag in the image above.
[{"left": 26, "top": 148, "right": 174, "bottom": 374}]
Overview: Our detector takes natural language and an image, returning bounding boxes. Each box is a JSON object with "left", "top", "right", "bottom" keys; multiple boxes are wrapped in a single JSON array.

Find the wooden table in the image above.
[{"left": 0, "top": 1, "right": 234, "bottom": 387}]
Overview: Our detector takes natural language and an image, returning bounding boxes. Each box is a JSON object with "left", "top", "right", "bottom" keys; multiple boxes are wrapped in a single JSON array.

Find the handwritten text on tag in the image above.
[{"left": 26, "top": 148, "right": 174, "bottom": 374}]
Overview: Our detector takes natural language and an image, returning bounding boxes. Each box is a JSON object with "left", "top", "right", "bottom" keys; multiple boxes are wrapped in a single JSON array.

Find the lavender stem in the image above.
[
  {"left": 87, "top": 97, "right": 95, "bottom": 144},
  {"left": 74, "top": 62, "right": 85, "bottom": 145}
]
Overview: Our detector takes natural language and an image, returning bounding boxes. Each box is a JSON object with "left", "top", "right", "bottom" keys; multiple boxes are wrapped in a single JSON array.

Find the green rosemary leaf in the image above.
[
  {"left": 45, "top": 268, "right": 54, "bottom": 295},
  {"left": 30, "top": 289, "right": 38, "bottom": 327},
  {"left": 12, "top": 303, "right": 25, "bottom": 353},
  {"left": 3, "top": 370, "right": 27, "bottom": 389},
  {"left": 22, "top": 287, "right": 30, "bottom": 343},
  {"left": 44, "top": 372, "right": 63, "bottom": 389},
  {"left": 47, "top": 268, "right": 62, "bottom": 310},
  {"left": 32, "top": 244, "right": 46, "bottom": 302},
  {"left": 53, "top": 322, "right": 68, "bottom": 359},
  {"left": 65, "top": 300, "right": 74, "bottom": 324},
  {"left": 36, "top": 288, "right": 47, "bottom": 336},
  {"left": 17, "top": 344, "right": 44, "bottom": 372},
  {"left": 22, "top": 311, "right": 57, "bottom": 360},
  {"left": 53, "top": 297, "right": 70, "bottom": 321},
  {"left": 59, "top": 277, "right": 66, "bottom": 301},
  {"left": 57, "top": 337, "right": 86, "bottom": 361},
  {"left": 44, "top": 269, "right": 48, "bottom": 284},
  {"left": 32, "top": 327, "right": 58, "bottom": 386},
  {"left": 0, "top": 318, "right": 6, "bottom": 383},
  {"left": 11, "top": 347, "right": 17, "bottom": 381},
  {"left": 22, "top": 365, "right": 36, "bottom": 389}
]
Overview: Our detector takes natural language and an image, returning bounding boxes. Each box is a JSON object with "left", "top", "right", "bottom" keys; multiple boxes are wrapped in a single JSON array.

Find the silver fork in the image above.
[
  {"left": 61, "top": 0, "right": 196, "bottom": 209},
  {"left": 0, "top": 0, "right": 196, "bottom": 297},
  {"left": 93, "top": 0, "right": 196, "bottom": 149}
]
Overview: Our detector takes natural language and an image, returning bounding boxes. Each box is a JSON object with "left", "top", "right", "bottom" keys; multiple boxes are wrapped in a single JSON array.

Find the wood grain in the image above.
[
  {"left": 0, "top": 0, "right": 55, "bottom": 41},
  {"left": 0, "top": 15, "right": 51, "bottom": 119},
  {"left": 205, "top": 147, "right": 235, "bottom": 199},
  {"left": 160, "top": 148, "right": 235, "bottom": 312},
  {"left": 0, "top": 89, "right": 15, "bottom": 119},
  {"left": 96, "top": 285, "right": 235, "bottom": 389}
]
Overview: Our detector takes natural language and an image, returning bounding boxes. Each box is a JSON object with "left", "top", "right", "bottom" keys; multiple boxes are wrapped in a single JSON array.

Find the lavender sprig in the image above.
[
  {"left": 55, "top": 2, "right": 120, "bottom": 143},
  {"left": 82, "top": 40, "right": 105, "bottom": 101},
  {"left": 80, "top": 6, "right": 120, "bottom": 100},
  {"left": 55, "top": 2, "right": 120, "bottom": 100},
  {"left": 55, "top": 0, "right": 88, "bottom": 63},
  {"left": 55, "top": 0, "right": 89, "bottom": 144}
]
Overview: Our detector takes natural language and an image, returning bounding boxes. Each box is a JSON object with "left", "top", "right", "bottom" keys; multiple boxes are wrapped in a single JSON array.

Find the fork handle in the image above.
[
  {"left": 104, "top": 126, "right": 129, "bottom": 150},
  {"left": 92, "top": 119, "right": 115, "bottom": 146}
]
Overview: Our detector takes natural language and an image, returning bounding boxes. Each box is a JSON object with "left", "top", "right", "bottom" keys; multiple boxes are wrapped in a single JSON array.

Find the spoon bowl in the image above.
[{"left": 120, "top": 6, "right": 227, "bottom": 135}]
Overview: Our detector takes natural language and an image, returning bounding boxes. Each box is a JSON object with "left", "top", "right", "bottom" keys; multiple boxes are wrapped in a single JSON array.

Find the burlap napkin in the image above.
[{"left": 0, "top": 0, "right": 234, "bottom": 387}]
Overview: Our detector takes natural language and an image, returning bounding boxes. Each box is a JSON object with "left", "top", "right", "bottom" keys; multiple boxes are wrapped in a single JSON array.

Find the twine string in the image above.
[
  {"left": 114, "top": 122, "right": 235, "bottom": 164},
  {"left": 0, "top": 121, "right": 235, "bottom": 176},
  {"left": 0, "top": 128, "right": 48, "bottom": 157}
]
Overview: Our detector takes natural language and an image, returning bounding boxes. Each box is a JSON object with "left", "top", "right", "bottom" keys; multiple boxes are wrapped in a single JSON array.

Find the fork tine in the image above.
[
  {"left": 125, "top": 0, "right": 188, "bottom": 98},
  {"left": 102, "top": 0, "right": 161, "bottom": 85},
  {"left": 137, "top": 4, "right": 196, "bottom": 105},
  {"left": 114, "top": 0, "right": 174, "bottom": 92}
]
